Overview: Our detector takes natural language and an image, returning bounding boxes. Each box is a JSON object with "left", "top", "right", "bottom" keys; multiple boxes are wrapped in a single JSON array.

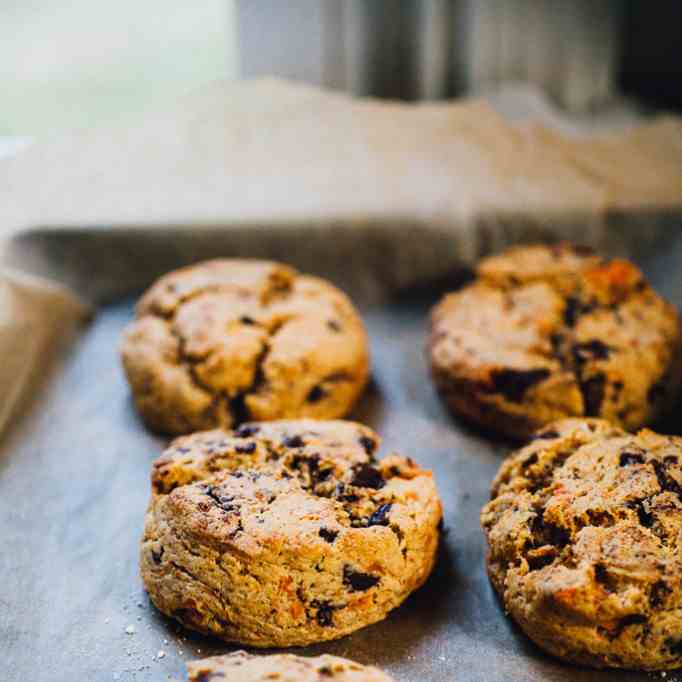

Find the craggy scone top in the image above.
[
  {"left": 429, "top": 243, "right": 681, "bottom": 439},
  {"left": 121, "top": 260, "right": 369, "bottom": 434},
  {"left": 482, "top": 418, "right": 682, "bottom": 670},
  {"left": 141, "top": 420, "right": 442, "bottom": 647},
  {"left": 187, "top": 651, "right": 396, "bottom": 682}
]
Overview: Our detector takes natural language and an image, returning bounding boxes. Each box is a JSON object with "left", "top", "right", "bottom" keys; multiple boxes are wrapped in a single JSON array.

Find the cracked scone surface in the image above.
[
  {"left": 481, "top": 417, "right": 682, "bottom": 670},
  {"left": 428, "top": 243, "right": 682, "bottom": 440},
  {"left": 187, "top": 651, "right": 395, "bottom": 682},
  {"left": 141, "top": 419, "right": 442, "bottom": 647},
  {"left": 121, "top": 260, "right": 369, "bottom": 434}
]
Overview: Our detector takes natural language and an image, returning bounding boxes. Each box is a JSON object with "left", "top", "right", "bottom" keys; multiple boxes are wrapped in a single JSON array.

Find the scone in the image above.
[
  {"left": 187, "top": 651, "right": 395, "bottom": 682},
  {"left": 140, "top": 419, "right": 442, "bottom": 647},
  {"left": 121, "top": 260, "right": 369, "bottom": 434},
  {"left": 428, "top": 243, "right": 681, "bottom": 440},
  {"left": 482, "top": 417, "right": 682, "bottom": 670}
]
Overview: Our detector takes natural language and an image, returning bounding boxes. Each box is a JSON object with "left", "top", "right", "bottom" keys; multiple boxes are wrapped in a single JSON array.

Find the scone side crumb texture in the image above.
[
  {"left": 187, "top": 651, "right": 396, "bottom": 681},
  {"left": 481, "top": 417, "right": 682, "bottom": 670},
  {"left": 120, "top": 259, "right": 370, "bottom": 434},
  {"left": 141, "top": 419, "right": 442, "bottom": 647},
  {"left": 428, "top": 243, "right": 682, "bottom": 439}
]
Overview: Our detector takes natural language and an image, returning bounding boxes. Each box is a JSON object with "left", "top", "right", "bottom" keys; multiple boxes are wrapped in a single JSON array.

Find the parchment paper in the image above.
[{"left": 1, "top": 78, "right": 682, "bottom": 437}]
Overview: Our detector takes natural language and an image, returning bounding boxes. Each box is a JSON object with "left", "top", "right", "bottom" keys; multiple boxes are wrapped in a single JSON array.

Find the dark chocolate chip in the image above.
[
  {"left": 651, "top": 580, "right": 671, "bottom": 608},
  {"left": 313, "top": 601, "right": 335, "bottom": 627},
  {"left": 530, "top": 515, "right": 570, "bottom": 548},
  {"left": 350, "top": 464, "right": 385, "bottom": 490},
  {"left": 195, "top": 673, "right": 226, "bottom": 682},
  {"left": 619, "top": 450, "right": 645, "bottom": 466},
  {"left": 563, "top": 297, "right": 580, "bottom": 327},
  {"left": 594, "top": 563, "right": 609, "bottom": 586},
  {"left": 522, "top": 453, "right": 539, "bottom": 469},
  {"left": 666, "top": 638, "right": 682, "bottom": 656},
  {"left": 628, "top": 499, "right": 654, "bottom": 527},
  {"left": 367, "top": 503, "right": 392, "bottom": 527},
  {"left": 572, "top": 340, "right": 611, "bottom": 364},
  {"left": 229, "top": 395, "right": 250, "bottom": 425},
  {"left": 326, "top": 320, "right": 342, "bottom": 332},
  {"left": 306, "top": 385, "right": 327, "bottom": 403},
  {"left": 343, "top": 565, "right": 380, "bottom": 592},
  {"left": 235, "top": 442, "right": 257, "bottom": 454},
  {"left": 234, "top": 424, "right": 260, "bottom": 438},
  {"left": 490, "top": 368, "right": 550, "bottom": 402},
  {"left": 239, "top": 315, "right": 255, "bottom": 325},
  {"left": 651, "top": 460, "right": 682, "bottom": 497},
  {"left": 359, "top": 435, "right": 377, "bottom": 455},
  {"left": 283, "top": 435, "right": 305, "bottom": 448},
  {"left": 151, "top": 547, "right": 164, "bottom": 565},
  {"left": 319, "top": 666, "right": 333, "bottom": 677},
  {"left": 580, "top": 373, "right": 606, "bottom": 416},
  {"left": 318, "top": 527, "right": 338, "bottom": 543}
]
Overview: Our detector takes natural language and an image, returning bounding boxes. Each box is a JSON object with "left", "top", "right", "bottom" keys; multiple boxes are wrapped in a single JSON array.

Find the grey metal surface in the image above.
[{"left": 3, "top": 242, "right": 682, "bottom": 682}]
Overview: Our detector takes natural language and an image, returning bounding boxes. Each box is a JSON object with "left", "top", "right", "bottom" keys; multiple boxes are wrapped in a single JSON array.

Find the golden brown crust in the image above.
[
  {"left": 121, "top": 260, "right": 369, "bottom": 434},
  {"left": 141, "top": 419, "right": 441, "bottom": 647},
  {"left": 429, "top": 243, "right": 682, "bottom": 439},
  {"left": 482, "top": 418, "right": 682, "bottom": 670},
  {"left": 187, "top": 651, "right": 396, "bottom": 682}
]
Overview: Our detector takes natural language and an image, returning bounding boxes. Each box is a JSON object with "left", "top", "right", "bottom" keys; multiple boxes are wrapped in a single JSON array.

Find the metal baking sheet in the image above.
[{"left": 4, "top": 235, "right": 682, "bottom": 682}]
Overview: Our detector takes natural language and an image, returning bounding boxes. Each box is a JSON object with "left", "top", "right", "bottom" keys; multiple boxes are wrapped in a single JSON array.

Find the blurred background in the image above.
[{"left": 1, "top": 0, "right": 681, "bottom": 142}]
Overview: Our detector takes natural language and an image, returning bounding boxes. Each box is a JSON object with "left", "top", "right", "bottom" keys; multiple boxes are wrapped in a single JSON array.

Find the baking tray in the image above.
[{"left": 3, "top": 231, "right": 682, "bottom": 682}]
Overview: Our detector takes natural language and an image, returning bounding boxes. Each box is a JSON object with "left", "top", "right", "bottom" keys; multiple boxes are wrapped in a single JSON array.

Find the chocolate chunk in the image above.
[
  {"left": 666, "top": 638, "right": 682, "bottom": 656},
  {"left": 521, "top": 453, "right": 539, "bottom": 470},
  {"left": 580, "top": 373, "right": 606, "bottom": 416},
  {"left": 318, "top": 666, "right": 333, "bottom": 677},
  {"left": 313, "top": 601, "right": 335, "bottom": 626},
  {"left": 350, "top": 464, "right": 385, "bottom": 490},
  {"left": 343, "top": 565, "right": 380, "bottom": 592},
  {"left": 326, "top": 320, "right": 342, "bottom": 332},
  {"left": 229, "top": 395, "right": 250, "bottom": 425},
  {"left": 367, "top": 503, "right": 392, "bottom": 527},
  {"left": 650, "top": 580, "right": 671, "bottom": 608},
  {"left": 359, "top": 435, "right": 377, "bottom": 455},
  {"left": 307, "top": 385, "right": 327, "bottom": 403},
  {"left": 628, "top": 499, "right": 654, "bottom": 527},
  {"left": 594, "top": 563, "right": 609, "bottom": 586},
  {"left": 572, "top": 340, "right": 611, "bottom": 364},
  {"left": 563, "top": 296, "right": 596, "bottom": 327},
  {"left": 318, "top": 527, "right": 339, "bottom": 543},
  {"left": 651, "top": 460, "right": 682, "bottom": 497},
  {"left": 490, "top": 368, "right": 550, "bottom": 402},
  {"left": 239, "top": 315, "right": 255, "bottom": 325},
  {"left": 234, "top": 424, "right": 260, "bottom": 438},
  {"left": 619, "top": 450, "right": 645, "bottom": 466},
  {"left": 151, "top": 547, "right": 164, "bottom": 565},
  {"left": 283, "top": 435, "right": 305, "bottom": 448},
  {"left": 235, "top": 442, "right": 256, "bottom": 454}
]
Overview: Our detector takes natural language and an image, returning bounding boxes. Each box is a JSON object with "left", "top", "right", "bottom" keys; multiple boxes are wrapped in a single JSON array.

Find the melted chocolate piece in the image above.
[
  {"left": 490, "top": 368, "right": 550, "bottom": 402},
  {"left": 318, "top": 527, "right": 339, "bottom": 543},
  {"left": 350, "top": 464, "right": 385, "bottom": 490},
  {"left": 580, "top": 373, "right": 606, "bottom": 416},
  {"left": 343, "top": 566, "right": 380, "bottom": 592}
]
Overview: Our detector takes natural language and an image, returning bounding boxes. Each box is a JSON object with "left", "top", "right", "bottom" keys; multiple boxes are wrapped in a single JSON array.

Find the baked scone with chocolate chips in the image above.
[
  {"left": 187, "top": 651, "right": 395, "bottom": 682},
  {"left": 141, "top": 420, "right": 441, "bottom": 647},
  {"left": 482, "top": 417, "right": 682, "bottom": 670},
  {"left": 121, "top": 260, "right": 369, "bottom": 434},
  {"left": 428, "top": 243, "right": 681, "bottom": 440}
]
